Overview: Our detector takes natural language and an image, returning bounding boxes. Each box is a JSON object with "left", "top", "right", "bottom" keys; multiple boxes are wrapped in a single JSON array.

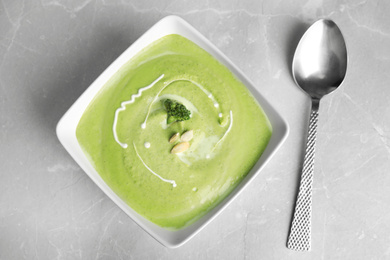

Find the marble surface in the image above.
[{"left": 1, "top": 0, "right": 390, "bottom": 259}]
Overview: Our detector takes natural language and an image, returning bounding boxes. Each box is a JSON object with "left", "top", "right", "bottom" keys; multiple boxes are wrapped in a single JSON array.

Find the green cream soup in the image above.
[{"left": 76, "top": 34, "right": 272, "bottom": 229}]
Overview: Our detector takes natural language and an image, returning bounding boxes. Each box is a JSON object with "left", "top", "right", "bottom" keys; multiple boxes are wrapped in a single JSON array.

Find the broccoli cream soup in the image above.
[{"left": 76, "top": 34, "right": 272, "bottom": 229}]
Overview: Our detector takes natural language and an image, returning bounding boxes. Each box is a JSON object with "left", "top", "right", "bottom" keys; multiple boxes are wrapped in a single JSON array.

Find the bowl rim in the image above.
[{"left": 56, "top": 15, "right": 289, "bottom": 248}]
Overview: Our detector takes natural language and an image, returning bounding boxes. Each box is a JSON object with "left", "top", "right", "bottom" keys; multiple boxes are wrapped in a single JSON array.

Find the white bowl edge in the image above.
[{"left": 56, "top": 15, "right": 289, "bottom": 248}]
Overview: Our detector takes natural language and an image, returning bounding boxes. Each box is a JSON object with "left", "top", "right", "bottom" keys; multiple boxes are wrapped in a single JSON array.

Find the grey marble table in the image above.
[{"left": 1, "top": 0, "right": 390, "bottom": 259}]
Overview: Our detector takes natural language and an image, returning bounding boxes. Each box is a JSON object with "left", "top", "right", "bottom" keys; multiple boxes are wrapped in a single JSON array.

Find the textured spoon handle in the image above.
[{"left": 287, "top": 102, "right": 319, "bottom": 251}]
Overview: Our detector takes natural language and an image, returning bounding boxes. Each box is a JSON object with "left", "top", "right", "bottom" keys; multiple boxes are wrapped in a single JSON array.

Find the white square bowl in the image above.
[{"left": 56, "top": 15, "right": 289, "bottom": 248}]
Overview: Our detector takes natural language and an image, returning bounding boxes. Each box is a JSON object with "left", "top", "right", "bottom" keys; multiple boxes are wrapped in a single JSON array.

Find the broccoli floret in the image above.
[{"left": 164, "top": 99, "right": 191, "bottom": 124}]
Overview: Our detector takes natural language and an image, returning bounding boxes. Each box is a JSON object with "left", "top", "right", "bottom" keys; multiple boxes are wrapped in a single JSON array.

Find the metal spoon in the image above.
[{"left": 287, "top": 19, "right": 347, "bottom": 251}]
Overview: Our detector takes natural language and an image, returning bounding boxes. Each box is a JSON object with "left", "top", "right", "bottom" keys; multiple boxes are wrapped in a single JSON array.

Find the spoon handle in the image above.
[{"left": 287, "top": 99, "right": 319, "bottom": 251}]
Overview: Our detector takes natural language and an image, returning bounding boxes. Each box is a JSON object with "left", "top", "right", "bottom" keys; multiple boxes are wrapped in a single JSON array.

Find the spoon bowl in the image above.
[
  {"left": 287, "top": 19, "right": 347, "bottom": 251},
  {"left": 293, "top": 19, "right": 347, "bottom": 100}
]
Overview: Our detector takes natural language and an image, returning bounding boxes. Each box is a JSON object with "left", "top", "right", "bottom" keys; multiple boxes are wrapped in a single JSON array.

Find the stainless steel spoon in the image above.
[{"left": 287, "top": 19, "right": 347, "bottom": 251}]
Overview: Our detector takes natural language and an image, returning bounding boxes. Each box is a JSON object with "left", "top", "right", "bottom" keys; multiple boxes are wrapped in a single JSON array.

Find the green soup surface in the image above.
[{"left": 76, "top": 34, "right": 272, "bottom": 229}]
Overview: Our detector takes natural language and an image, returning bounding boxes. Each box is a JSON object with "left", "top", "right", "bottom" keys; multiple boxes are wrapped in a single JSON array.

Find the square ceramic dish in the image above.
[{"left": 56, "top": 15, "right": 289, "bottom": 248}]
